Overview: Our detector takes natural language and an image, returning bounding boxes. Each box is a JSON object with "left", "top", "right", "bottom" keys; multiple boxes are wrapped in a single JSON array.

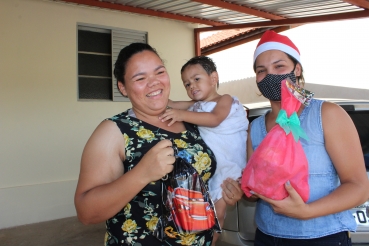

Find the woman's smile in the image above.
[{"left": 147, "top": 89, "right": 162, "bottom": 97}]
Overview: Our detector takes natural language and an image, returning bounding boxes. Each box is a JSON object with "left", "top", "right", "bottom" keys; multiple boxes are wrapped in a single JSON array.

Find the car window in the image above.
[{"left": 347, "top": 111, "right": 369, "bottom": 170}]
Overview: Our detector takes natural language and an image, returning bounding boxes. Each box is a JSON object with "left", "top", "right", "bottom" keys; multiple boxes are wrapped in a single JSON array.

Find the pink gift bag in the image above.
[{"left": 241, "top": 78, "right": 310, "bottom": 202}]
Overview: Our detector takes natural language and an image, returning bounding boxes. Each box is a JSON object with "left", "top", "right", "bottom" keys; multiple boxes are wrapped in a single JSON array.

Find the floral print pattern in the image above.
[
  {"left": 105, "top": 110, "right": 216, "bottom": 246},
  {"left": 193, "top": 152, "right": 212, "bottom": 175}
]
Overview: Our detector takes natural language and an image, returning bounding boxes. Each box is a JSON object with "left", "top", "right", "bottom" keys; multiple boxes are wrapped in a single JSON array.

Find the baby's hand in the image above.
[{"left": 159, "top": 108, "right": 184, "bottom": 126}]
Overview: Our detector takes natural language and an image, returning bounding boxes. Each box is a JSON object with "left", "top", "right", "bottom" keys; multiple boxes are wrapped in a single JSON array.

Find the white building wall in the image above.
[
  {"left": 218, "top": 77, "right": 369, "bottom": 104},
  {"left": 0, "top": 0, "right": 195, "bottom": 229}
]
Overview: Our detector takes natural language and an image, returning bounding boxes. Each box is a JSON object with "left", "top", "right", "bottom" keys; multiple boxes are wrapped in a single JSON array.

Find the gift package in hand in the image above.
[
  {"left": 241, "top": 78, "right": 313, "bottom": 202},
  {"left": 154, "top": 146, "right": 221, "bottom": 241}
]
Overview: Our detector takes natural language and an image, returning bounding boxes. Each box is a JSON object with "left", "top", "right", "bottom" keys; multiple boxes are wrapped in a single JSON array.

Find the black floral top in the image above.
[{"left": 104, "top": 109, "right": 217, "bottom": 246}]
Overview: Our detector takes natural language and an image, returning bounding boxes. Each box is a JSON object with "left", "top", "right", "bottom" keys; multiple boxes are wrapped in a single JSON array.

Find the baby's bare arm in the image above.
[{"left": 162, "top": 95, "right": 233, "bottom": 127}]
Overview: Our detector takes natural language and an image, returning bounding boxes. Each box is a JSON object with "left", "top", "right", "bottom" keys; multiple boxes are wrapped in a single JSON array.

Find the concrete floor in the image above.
[
  {"left": 0, "top": 216, "right": 106, "bottom": 246},
  {"left": 0, "top": 217, "right": 225, "bottom": 246}
]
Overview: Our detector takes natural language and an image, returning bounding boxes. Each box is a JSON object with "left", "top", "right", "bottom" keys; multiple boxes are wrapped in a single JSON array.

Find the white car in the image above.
[{"left": 217, "top": 100, "right": 369, "bottom": 246}]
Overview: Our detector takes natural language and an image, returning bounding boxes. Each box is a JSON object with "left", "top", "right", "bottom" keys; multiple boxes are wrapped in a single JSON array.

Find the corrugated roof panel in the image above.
[
  {"left": 134, "top": 0, "right": 159, "bottom": 6},
  {"left": 205, "top": 16, "right": 267, "bottom": 24},
  {"left": 184, "top": 10, "right": 242, "bottom": 19},
  {"left": 113, "top": 0, "right": 149, "bottom": 6},
  {"left": 101, "top": 0, "right": 365, "bottom": 25},
  {"left": 217, "top": 17, "right": 267, "bottom": 24},
  {"left": 133, "top": 0, "right": 179, "bottom": 9},
  {"left": 277, "top": 4, "right": 360, "bottom": 17},
  {"left": 288, "top": 9, "right": 361, "bottom": 18},
  {"left": 108, "top": 0, "right": 194, "bottom": 10},
  {"left": 104, "top": 0, "right": 266, "bottom": 23},
  {"left": 228, "top": 0, "right": 362, "bottom": 19},
  {"left": 277, "top": 3, "right": 351, "bottom": 12},
  {"left": 173, "top": 5, "right": 265, "bottom": 23},
  {"left": 175, "top": 6, "right": 226, "bottom": 15},
  {"left": 156, "top": 1, "right": 201, "bottom": 12},
  {"left": 111, "top": 0, "right": 136, "bottom": 4},
  {"left": 284, "top": 5, "right": 361, "bottom": 17},
  {"left": 230, "top": 0, "right": 339, "bottom": 10}
]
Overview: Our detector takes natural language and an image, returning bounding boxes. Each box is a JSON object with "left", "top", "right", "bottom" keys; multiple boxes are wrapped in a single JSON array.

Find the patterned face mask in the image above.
[{"left": 257, "top": 70, "right": 296, "bottom": 101}]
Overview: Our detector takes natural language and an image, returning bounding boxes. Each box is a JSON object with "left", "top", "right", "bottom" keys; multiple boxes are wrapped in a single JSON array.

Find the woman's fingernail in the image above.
[
  {"left": 286, "top": 180, "right": 290, "bottom": 186},
  {"left": 250, "top": 190, "right": 255, "bottom": 194}
]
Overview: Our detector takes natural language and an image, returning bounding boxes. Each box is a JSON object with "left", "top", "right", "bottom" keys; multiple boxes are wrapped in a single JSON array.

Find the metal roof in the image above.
[
  {"left": 106, "top": 0, "right": 364, "bottom": 22},
  {"left": 54, "top": 0, "right": 369, "bottom": 54}
]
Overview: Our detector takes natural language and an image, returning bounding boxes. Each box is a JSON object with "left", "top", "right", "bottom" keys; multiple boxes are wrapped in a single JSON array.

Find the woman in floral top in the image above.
[{"left": 74, "top": 43, "right": 243, "bottom": 246}]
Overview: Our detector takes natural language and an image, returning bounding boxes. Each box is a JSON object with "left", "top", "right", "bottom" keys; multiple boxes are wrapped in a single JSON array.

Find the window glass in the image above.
[
  {"left": 78, "top": 53, "right": 111, "bottom": 77},
  {"left": 78, "top": 77, "right": 112, "bottom": 99},
  {"left": 348, "top": 111, "right": 369, "bottom": 170},
  {"left": 78, "top": 30, "right": 111, "bottom": 54},
  {"left": 77, "top": 27, "right": 112, "bottom": 100}
]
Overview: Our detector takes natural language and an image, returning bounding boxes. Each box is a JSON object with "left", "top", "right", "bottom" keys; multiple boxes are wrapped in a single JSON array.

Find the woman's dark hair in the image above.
[
  {"left": 181, "top": 56, "right": 219, "bottom": 88},
  {"left": 286, "top": 54, "right": 305, "bottom": 86},
  {"left": 113, "top": 43, "right": 160, "bottom": 90}
]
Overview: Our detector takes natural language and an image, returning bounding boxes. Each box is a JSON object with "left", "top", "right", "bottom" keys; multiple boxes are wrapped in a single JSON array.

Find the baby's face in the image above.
[{"left": 181, "top": 64, "right": 217, "bottom": 101}]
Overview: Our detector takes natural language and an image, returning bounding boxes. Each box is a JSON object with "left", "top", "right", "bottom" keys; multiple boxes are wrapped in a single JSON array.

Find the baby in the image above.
[{"left": 159, "top": 56, "right": 248, "bottom": 245}]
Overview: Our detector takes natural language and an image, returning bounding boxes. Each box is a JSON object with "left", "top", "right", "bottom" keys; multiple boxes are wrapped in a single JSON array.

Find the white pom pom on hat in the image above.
[{"left": 254, "top": 30, "right": 301, "bottom": 64}]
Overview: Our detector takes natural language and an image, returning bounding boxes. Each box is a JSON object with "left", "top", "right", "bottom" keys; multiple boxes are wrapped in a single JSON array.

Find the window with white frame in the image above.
[{"left": 77, "top": 24, "right": 147, "bottom": 101}]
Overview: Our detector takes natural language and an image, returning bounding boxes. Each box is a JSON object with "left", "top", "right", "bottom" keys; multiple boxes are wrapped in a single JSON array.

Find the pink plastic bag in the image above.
[{"left": 241, "top": 78, "right": 310, "bottom": 202}]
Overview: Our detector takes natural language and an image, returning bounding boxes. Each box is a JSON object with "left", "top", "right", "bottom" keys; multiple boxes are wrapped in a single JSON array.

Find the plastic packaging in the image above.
[{"left": 154, "top": 146, "right": 221, "bottom": 241}]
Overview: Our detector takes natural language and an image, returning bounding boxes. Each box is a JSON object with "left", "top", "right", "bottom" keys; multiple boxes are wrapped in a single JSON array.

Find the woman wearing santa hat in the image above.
[{"left": 246, "top": 30, "right": 369, "bottom": 245}]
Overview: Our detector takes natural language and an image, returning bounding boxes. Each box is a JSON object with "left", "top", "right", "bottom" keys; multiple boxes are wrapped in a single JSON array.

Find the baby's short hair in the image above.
[
  {"left": 181, "top": 56, "right": 217, "bottom": 74},
  {"left": 181, "top": 56, "right": 218, "bottom": 87}
]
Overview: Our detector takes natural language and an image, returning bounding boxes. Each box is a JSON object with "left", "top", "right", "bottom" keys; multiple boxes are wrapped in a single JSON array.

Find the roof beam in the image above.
[
  {"left": 58, "top": 0, "right": 226, "bottom": 26},
  {"left": 194, "top": 29, "right": 201, "bottom": 56},
  {"left": 192, "top": 0, "right": 285, "bottom": 20},
  {"left": 341, "top": 0, "right": 369, "bottom": 9},
  {"left": 196, "top": 10, "right": 369, "bottom": 32}
]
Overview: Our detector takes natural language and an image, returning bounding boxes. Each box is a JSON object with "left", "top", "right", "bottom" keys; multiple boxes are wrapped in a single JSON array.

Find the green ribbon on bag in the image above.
[{"left": 276, "top": 109, "right": 309, "bottom": 142}]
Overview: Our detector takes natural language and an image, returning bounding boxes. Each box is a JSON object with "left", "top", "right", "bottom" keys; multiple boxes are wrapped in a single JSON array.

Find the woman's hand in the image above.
[
  {"left": 252, "top": 181, "right": 310, "bottom": 220},
  {"left": 138, "top": 139, "right": 175, "bottom": 183},
  {"left": 221, "top": 178, "right": 244, "bottom": 206}
]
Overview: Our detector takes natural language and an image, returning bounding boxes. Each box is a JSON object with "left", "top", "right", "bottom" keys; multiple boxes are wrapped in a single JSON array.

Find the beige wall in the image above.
[{"left": 0, "top": 0, "right": 195, "bottom": 229}]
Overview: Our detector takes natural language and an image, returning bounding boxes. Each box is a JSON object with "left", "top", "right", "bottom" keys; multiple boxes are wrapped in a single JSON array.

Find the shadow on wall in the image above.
[{"left": 218, "top": 77, "right": 369, "bottom": 104}]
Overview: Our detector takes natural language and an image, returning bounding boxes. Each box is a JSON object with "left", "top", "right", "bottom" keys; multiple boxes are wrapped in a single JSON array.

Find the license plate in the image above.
[{"left": 352, "top": 204, "right": 369, "bottom": 227}]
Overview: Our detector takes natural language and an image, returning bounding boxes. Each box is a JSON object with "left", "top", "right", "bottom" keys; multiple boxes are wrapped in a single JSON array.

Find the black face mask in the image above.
[{"left": 257, "top": 70, "right": 297, "bottom": 101}]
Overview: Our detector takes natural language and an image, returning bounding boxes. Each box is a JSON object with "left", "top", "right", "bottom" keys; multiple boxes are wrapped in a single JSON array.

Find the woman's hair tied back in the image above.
[{"left": 114, "top": 43, "right": 160, "bottom": 92}]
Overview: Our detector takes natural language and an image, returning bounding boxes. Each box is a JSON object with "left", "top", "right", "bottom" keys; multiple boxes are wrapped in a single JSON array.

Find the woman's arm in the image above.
[
  {"left": 254, "top": 102, "right": 369, "bottom": 219},
  {"left": 74, "top": 121, "right": 175, "bottom": 224},
  {"left": 160, "top": 94, "right": 233, "bottom": 127},
  {"left": 301, "top": 102, "right": 369, "bottom": 218}
]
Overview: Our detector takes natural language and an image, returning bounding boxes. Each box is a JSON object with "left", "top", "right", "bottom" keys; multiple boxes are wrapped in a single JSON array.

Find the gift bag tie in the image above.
[{"left": 276, "top": 109, "right": 309, "bottom": 142}]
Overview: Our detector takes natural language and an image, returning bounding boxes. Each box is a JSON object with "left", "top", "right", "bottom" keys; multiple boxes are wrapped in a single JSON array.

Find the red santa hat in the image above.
[{"left": 253, "top": 30, "right": 301, "bottom": 64}]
